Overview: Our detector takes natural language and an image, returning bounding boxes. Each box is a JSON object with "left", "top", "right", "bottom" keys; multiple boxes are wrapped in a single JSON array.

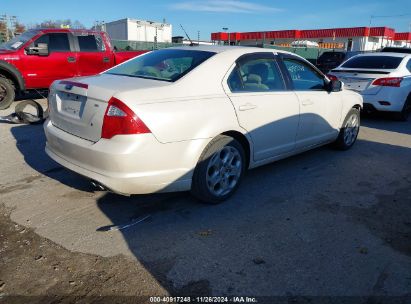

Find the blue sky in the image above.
[{"left": 2, "top": 0, "right": 411, "bottom": 39}]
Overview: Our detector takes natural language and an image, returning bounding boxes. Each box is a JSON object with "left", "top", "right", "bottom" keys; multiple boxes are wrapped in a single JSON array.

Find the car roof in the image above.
[
  {"left": 33, "top": 28, "right": 103, "bottom": 35},
  {"left": 167, "top": 44, "right": 293, "bottom": 55}
]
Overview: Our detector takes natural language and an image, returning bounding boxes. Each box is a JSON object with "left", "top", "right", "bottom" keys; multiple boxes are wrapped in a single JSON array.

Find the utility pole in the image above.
[
  {"left": 197, "top": 31, "right": 200, "bottom": 45},
  {"left": 222, "top": 27, "right": 229, "bottom": 45},
  {"left": 93, "top": 20, "right": 106, "bottom": 32}
]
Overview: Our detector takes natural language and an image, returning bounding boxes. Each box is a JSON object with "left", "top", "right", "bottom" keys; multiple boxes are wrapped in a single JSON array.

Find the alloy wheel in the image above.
[
  {"left": 343, "top": 113, "right": 359, "bottom": 146},
  {"left": 206, "top": 146, "right": 242, "bottom": 197}
]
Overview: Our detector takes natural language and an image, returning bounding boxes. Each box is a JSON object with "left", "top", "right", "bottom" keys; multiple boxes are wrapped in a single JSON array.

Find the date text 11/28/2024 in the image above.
[{"left": 149, "top": 296, "right": 258, "bottom": 303}]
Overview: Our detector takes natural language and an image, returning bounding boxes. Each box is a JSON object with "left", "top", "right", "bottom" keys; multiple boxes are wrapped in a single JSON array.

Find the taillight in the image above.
[
  {"left": 372, "top": 77, "right": 403, "bottom": 87},
  {"left": 327, "top": 74, "right": 338, "bottom": 81},
  {"left": 101, "top": 97, "right": 151, "bottom": 139}
]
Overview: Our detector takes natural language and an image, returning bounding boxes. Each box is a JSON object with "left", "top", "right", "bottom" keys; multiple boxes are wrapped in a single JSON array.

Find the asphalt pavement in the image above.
[{"left": 0, "top": 99, "right": 410, "bottom": 300}]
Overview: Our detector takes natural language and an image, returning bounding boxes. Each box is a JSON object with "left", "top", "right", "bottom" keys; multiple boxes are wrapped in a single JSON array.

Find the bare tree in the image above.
[
  {"left": 30, "top": 19, "right": 85, "bottom": 29},
  {"left": 0, "top": 21, "right": 7, "bottom": 42},
  {"left": 72, "top": 20, "right": 85, "bottom": 29},
  {"left": 14, "top": 22, "right": 25, "bottom": 34}
]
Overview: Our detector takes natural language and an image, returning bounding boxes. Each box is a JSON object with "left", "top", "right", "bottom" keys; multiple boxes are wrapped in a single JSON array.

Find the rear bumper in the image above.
[
  {"left": 44, "top": 119, "right": 208, "bottom": 195},
  {"left": 361, "top": 87, "right": 408, "bottom": 112}
]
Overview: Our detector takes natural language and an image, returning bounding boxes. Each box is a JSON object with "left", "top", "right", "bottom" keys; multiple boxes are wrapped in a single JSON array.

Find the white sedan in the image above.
[
  {"left": 44, "top": 46, "right": 363, "bottom": 203},
  {"left": 328, "top": 52, "right": 411, "bottom": 120}
]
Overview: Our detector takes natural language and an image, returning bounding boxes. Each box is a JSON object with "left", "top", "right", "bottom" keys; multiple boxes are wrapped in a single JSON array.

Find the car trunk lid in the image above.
[
  {"left": 49, "top": 74, "right": 170, "bottom": 142},
  {"left": 330, "top": 69, "right": 395, "bottom": 93}
]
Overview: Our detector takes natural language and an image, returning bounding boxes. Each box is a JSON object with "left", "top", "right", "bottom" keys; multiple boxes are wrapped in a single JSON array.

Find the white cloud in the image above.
[{"left": 170, "top": 0, "right": 283, "bottom": 14}]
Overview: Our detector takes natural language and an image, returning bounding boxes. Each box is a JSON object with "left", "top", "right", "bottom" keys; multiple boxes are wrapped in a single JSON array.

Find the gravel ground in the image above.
[{"left": 0, "top": 99, "right": 410, "bottom": 303}]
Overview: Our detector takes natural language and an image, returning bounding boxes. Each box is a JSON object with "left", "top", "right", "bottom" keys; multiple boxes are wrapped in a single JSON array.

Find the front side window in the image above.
[
  {"left": 283, "top": 58, "right": 325, "bottom": 91},
  {"left": 76, "top": 34, "right": 105, "bottom": 52},
  {"left": 105, "top": 49, "right": 215, "bottom": 82},
  {"left": 228, "top": 55, "right": 285, "bottom": 92},
  {"left": 32, "top": 33, "right": 70, "bottom": 52}
]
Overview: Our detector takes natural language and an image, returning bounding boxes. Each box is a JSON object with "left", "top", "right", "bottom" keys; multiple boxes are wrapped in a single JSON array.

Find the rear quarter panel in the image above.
[{"left": 133, "top": 95, "right": 243, "bottom": 143}]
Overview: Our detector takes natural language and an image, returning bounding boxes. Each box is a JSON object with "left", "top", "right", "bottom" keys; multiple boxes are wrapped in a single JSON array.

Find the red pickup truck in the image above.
[{"left": 0, "top": 28, "right": 147, "bottom": 109}]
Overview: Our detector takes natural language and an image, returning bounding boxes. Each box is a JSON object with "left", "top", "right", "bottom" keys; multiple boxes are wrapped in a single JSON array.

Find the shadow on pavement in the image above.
[
  {"left": 361, "top": 112, "right": 411, "bottom": 135},
  {"left": 95, "top": 139, "right": 411, "bottom": 296},
  {"left": 10, "top": 124, "right": 93, "bottom": 192}
]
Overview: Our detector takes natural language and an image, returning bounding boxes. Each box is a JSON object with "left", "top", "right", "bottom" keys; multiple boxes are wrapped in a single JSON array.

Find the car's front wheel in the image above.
[
  {"left": 333, "top": 108, "right": 360, "bottom": 150},
  {"left": 191, "top": 135, "right": 246, "bottom": 204}
]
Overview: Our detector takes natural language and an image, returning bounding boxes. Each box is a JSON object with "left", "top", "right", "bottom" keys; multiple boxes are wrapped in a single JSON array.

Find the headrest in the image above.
[{"left": 246, "top": 74, "right": 262, "bottom": 84}]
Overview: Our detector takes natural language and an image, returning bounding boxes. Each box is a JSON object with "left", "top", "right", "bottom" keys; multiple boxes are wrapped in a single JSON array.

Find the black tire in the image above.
[
  {"left": 0, "top": 77, "right": 15, "bottom": 110},
  {"left": 395, "top": 94, "right": 411, "bottom": 121},
  {"left": 333, "top": 108, "right": 360, "bottom": 150},
  {"left": 191, "top": 135, "right": 246, "bottom": 204}
]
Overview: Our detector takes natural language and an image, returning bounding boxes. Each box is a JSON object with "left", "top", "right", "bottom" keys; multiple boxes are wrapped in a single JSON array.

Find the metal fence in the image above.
[
  {"left": 111, "top": 39, "right": 338, "bottom": 64},
  {"left": 262, "top": 44, "right": 338, "bottom": 63},
  {"left": 111, "top": 40, "right": 183, "bottom": 51}
]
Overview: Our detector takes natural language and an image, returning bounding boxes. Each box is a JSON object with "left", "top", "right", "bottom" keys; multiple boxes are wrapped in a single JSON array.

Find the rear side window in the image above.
[
  {"left": 341, "top": 56, "right": 403, "bottom": 69},
  {"left": 77, "top": 34, "right": 105, "bottom": 52},
  {"left": 228, "top": 54, "right": 285, "bottom": 92},
  {"left": 33, "top": 33, "right": 70, "bottom": 52},
  {"left": 105, "top": 49, "right": 216, "bottom": 82}
]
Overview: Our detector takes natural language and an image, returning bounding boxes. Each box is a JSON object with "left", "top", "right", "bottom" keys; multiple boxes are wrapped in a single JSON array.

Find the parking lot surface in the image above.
[{"left": 1, "top": 99, "right": 411, "bottom": 301}]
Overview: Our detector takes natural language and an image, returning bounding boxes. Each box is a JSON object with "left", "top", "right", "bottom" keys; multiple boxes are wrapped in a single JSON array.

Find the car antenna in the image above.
[{"left": 180, "top": 24, "right": 195, "bottom": 46}]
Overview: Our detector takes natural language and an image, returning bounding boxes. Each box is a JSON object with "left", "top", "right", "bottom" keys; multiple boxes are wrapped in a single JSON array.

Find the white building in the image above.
[{"left": 104, "top": 18, "right": 172, "bottom": 43}]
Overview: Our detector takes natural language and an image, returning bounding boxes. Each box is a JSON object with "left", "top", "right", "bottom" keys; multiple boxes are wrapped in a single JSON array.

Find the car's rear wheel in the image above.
[
  {"left": 0, "top": 77, "right": 15, "bottom": 110},
  {"left": 333, "top": 108, "right": 360, "bottom": 150},
  {"left": 396, "top": 94, "right": 411, "bottom": 121},
  {"left": 191, "top": 135, "right": 245, "bottom": 204}
]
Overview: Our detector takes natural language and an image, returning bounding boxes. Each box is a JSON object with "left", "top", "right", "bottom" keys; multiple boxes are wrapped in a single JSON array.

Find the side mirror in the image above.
[
  {"left": 326, "top": 79, "right": 342, "bottom": 92},
  {"left": 25, "top": 43, "right": 49, "bottom": 56}
]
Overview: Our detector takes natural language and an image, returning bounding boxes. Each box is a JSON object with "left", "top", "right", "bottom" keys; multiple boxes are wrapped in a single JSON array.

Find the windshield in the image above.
[
  {"left": 341, "top": 55, "right": 403, "bottom": 69},
  {"left": 105, "top": 49, "right": 216, "bottom": 82},
  {"left": 0, "top": 30, "right": 40, "bottom": 51}
]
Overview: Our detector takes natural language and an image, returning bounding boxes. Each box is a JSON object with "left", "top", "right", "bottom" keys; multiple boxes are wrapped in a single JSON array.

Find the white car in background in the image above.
[
  {"left": 44, "top": 46, "right": 362, "bottom": 204},
  {"left": 328, "top": 53, "right": 411, "bottom": 120}
]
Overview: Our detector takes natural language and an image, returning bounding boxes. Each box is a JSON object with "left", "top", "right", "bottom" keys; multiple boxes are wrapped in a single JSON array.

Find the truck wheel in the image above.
[
  {"left": 0, "top": 78, "right": 15, "bottom": 110},
  {"left": 191, "top": 135, "right": 246, "bottom": 204}
]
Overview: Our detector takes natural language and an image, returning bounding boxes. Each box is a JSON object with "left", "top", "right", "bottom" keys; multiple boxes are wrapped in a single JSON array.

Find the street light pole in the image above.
[{"left": 222, "top": 27, "right": 229, "bottom": 45}]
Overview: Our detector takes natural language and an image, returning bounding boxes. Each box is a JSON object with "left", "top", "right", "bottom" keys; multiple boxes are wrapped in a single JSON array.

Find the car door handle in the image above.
[
  {"left": 103, "top": 57, "right": 110, "bottom": 63},
  {"left": 67, "top": 56, "right": 76, "bottom": 63},
  {"left": 239, "top": 103, "right": 257, "bottom": 111},
  {"left": 301, "top": 99, "right": 314, "bottom": 106}
]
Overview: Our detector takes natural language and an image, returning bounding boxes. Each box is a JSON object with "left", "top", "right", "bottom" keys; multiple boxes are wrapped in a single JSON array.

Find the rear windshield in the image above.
[
  {"left": 341, "top": 56, "right": 403, "bottom": 69},
  {"left": 105, "top": 49, "right": 216, "bottom": 82},
  {"left": 319, "top": 52, "right": 345, "bottom": 61},
  {"left": 381, "top": 47, "right": 411, "bottom": 54}
]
